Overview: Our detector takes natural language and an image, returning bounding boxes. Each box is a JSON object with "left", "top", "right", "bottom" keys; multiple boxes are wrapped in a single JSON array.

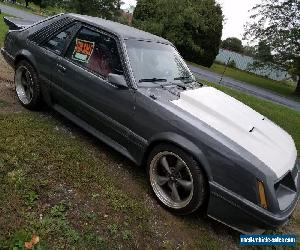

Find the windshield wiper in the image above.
[
  {"left": 139, "top": 78, "right": 167, "bottom": 83},
  {"left": 174, "top": 76, "right": 193, "bottom": 81}
]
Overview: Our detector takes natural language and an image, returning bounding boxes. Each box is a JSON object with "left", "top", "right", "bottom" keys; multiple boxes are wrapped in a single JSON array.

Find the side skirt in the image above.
[{"left": 53, "top": 104, "right": 138, "bottom": 165}]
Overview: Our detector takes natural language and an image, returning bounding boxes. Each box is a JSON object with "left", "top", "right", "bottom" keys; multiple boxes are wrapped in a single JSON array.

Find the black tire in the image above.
[
  {"left": 147, "top": 143, "right": 207, "bottom": 215},
  {"left": 14, "top": 60, "right": 42, "bottom": 110}
]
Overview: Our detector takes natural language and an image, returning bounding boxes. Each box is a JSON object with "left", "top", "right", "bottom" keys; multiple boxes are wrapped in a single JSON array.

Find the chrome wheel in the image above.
[
  {"left": 149, "top": 151, "right": 194, "bottom": 209},
  {"left": 15, "top": 66, "right": 34, "bottom": 105}
]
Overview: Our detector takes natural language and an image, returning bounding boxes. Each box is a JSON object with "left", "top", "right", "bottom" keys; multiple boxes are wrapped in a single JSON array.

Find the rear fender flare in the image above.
[
  {"left": 14, "top": 50, "right": 52, "bottom": 106},
  {"left": 15, "top": 50, "right": 38, "bottom": 70}
]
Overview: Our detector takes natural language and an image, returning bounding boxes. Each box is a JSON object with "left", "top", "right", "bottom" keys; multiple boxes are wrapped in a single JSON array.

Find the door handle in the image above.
[{"left": 57, "top": 63, "right": 66, "bottom": 73}]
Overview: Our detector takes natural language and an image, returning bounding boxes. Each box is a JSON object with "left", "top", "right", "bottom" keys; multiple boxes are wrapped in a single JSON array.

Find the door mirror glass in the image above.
[{"left": 108, "top": 73, "right": 128, "bottom": 88}]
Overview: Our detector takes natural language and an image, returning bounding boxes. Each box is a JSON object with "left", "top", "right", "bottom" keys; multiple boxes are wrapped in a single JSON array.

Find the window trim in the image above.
[{"left": 62, "top": 22, "right": 131, "bottom": 87}]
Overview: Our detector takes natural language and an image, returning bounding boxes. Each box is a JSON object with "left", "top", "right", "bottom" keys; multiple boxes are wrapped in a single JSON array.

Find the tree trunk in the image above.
[{"left": 296, "top": 75, "right": 300, "bottom": 95}]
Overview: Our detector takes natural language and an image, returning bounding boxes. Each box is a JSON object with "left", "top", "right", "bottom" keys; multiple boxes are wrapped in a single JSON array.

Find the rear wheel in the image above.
[
  {"left": 15, "top": 60, "right": 42, "bottom": 110},
  {"left": 147, "top": 144, "right": 207, "bottom": 215}
]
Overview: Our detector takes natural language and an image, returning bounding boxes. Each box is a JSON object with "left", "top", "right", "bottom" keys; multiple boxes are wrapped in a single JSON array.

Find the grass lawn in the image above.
[
  {"left": 0, "top": 84, "right": 299, "bottom": 249},
  {"left": 0, "top": 110, "right": 236, "bottom": 249},
  {"left": 191, "top": 62, "right": 300, "bottom": 102},
  {"left": 0, "top": 13, "right": 10, "bottom": 47}
]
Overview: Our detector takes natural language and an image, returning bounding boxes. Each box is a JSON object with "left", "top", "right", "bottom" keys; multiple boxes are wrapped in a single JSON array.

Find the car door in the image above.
[
  {"left": 51, "top": 25, "right": 135, "bottom": 149},
  {"left": 35, "top": 23, "right": 80, "bottom": 101}
]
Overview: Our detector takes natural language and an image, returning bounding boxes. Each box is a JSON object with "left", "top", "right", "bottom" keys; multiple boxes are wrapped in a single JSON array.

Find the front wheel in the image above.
[{"left": 147, "top": 144, "right": 207, "bottom": 215}]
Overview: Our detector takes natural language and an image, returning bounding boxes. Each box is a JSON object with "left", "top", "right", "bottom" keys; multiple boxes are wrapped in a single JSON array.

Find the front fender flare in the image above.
[{"left": 147, "top": 132, "right": 213, "bottom": 181}]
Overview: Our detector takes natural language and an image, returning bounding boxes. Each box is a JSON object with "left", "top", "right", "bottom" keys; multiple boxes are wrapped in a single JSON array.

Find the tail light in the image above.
[{"left": 4, "top": 31, "right": 10, "bottom": 47}]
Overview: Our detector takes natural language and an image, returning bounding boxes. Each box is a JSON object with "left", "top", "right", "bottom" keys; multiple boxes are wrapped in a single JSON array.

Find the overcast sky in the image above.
[
  {"left": 122, "top": 0, "right": 137, "bottom": 9},
  {"left": 122, "top": 0, "right": 262, "bottom": 42},
  {"left": 217, "top": 0, "right": 261, "bottom": 42}
]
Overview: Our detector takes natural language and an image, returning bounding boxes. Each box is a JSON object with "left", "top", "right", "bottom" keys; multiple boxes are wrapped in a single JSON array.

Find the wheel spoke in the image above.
[
  {"left": 25, "top": 70, "right": 31, "bottom": 83},
  {"left": 170, "top": 182, "right": 181, "bottom": 202},
  {"left": 160, "top": 156, "right": 171, "bottom": 174},
  {"left": 174, "top": 158, "right": 185, "bottom": 173},
  {"left": 29, "top": 91, "right": 33, "bottom": 100},
  {"left": 177, "top": 179, "right": 193, "bottom": 191},
  {"left": 25, "top": 88, "right": 31, "bottom": 99},
  {"left": 156, "top": 175, "right": 169, "bottom": 186},
  {"left": 29, "top": 87, "right": 34, "bottom": 97},
  {"left": 21, "top": 77, "right": 28, "bottom": 87},
  {"left": 151, "top": 151, "right": 195, "bottom": 209}
]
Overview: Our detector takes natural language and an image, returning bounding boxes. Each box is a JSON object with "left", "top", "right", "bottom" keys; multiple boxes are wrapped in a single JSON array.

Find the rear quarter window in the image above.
[
  {"left": 42, "top": 24, "right": 78, "bottom": 55},
  {"left": 28, "top": 16, "right": 74, "bottom": 44}
]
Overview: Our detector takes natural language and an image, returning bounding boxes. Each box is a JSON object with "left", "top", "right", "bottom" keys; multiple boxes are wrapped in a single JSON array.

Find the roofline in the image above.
[
  {"left": 123, "top": 37, "right": 174, "bottom": 46},
  {"left": 66, "top": 13, "right": 173, "bottom": 45}
]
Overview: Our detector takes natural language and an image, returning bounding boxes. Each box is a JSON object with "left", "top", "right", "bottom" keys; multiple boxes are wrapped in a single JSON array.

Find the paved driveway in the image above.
[
  {"left": 188, "top": 64, "right": 300, "bottom": 112},
  {"left": 0, "top": 3, "right": 43, "bottom": 21}
]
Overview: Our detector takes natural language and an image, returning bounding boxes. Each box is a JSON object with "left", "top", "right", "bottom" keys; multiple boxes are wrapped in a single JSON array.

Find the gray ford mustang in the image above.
[{"left": 1, "top": 13, "right": 299, "bottom": 234}]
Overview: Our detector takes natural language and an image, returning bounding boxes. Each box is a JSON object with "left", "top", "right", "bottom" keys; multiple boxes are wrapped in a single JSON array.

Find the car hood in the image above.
[{"left": 171, "top": 86, "right": 297, "bottom": 178}]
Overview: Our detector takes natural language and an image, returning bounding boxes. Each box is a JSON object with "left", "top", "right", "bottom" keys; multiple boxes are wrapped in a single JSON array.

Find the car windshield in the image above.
[{"left": 125, "top": 40, "right": 195, "bottom": 86}]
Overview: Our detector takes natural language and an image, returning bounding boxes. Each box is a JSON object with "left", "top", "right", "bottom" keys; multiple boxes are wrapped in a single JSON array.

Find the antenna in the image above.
[{"left": 219, "top": 56, "right": 231, "bottom": 85}]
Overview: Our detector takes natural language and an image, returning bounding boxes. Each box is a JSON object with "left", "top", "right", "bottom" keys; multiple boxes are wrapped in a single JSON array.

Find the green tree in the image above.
[
  {"left": 243, "top": 45, "right": 256, "bottom": 57},
  {"left": 29, "top": 0, "right": 45, "bottom": 8},
  {"left": 244, "top": 0, "right": 300, "bottom": 94},
  {"left": 69, "top": 0, "right": 123, "bottom": 20},
  {"left": 256, "top": 41, "right": 273, "bottom": 63},
  {"left": 133, "top": 0, "right": 223, "bottom": 67},
  {"left": 69, "top": 0, "right": 101, "bottom": 15},
  {"left": 221, "top": 37, "right": 243, "bottom": 53},
  {"left": 28, "top": 0, "right": 56, "bottom": 9},
  {"left": 248, "top": 41, "right": 274, "bottom": 72}
]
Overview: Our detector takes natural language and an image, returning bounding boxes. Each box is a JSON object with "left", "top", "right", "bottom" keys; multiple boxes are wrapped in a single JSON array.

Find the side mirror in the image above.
[{"left": 108, "top": 73, "right": 128, "bottom": 89}]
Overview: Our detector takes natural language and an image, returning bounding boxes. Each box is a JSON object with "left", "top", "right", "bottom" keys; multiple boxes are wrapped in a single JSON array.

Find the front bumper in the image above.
[
  {"left": 207, "top": 160, "right": 300, "bottom": 234},
  {"left": 1, "top": 48, "right": 14, "bottom": 67}
]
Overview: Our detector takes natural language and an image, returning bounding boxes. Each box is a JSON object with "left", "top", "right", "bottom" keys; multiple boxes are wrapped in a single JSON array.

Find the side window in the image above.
[
  {"left": 65, "top": 27, "right": 123, "bottom": 78},
  {"left": 43, "top": 24, "right": 76, "bottom": 54}
]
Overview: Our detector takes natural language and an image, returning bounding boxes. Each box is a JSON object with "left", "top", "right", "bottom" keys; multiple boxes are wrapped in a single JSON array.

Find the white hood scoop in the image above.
[{"left": 172, "top": 87, "right": 297, "bottom": 178}]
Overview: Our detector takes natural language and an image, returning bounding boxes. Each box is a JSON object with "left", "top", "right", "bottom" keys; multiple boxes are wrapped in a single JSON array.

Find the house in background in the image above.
[{"left": 216, "top": 49, "right": 292, "bottom": 81}]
